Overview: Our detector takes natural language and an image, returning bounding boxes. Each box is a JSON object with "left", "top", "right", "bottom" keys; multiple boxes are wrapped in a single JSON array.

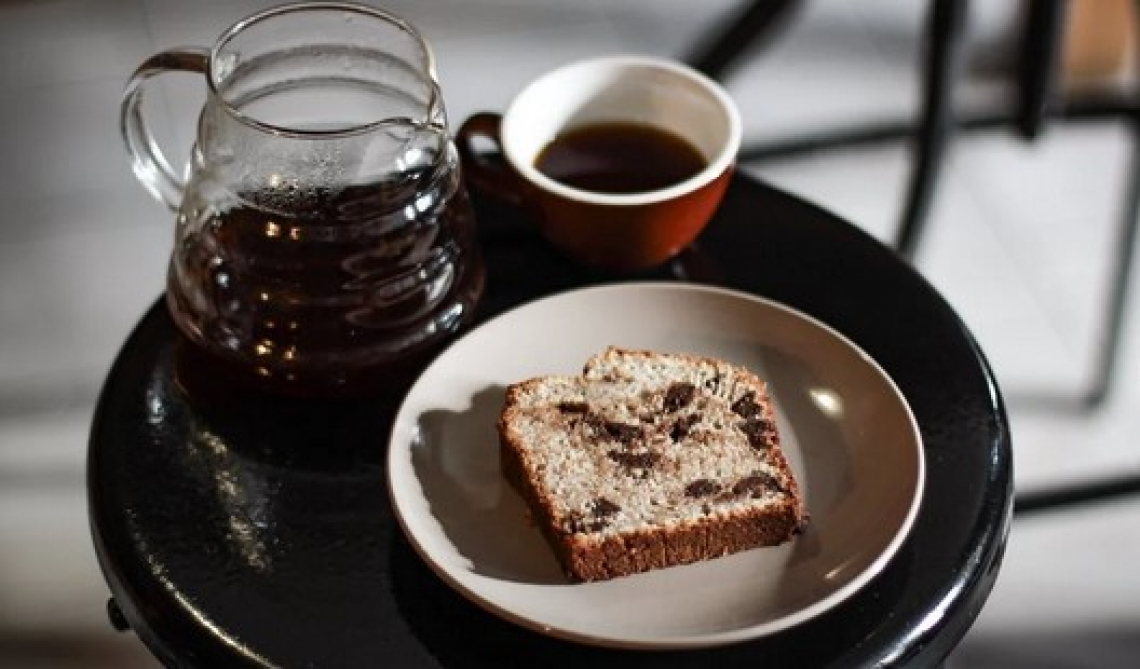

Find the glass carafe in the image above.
[{"left": 121, "top": 3, "right": 484, "bottom": 396}]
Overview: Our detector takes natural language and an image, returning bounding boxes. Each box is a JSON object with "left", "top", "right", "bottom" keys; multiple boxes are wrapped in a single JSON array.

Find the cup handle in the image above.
[
  {"left": 120, "top": 48, "right": 210, "bottom": 212},
  {"left": 455, "top": 112, "right": 526, "bottom": 208}
]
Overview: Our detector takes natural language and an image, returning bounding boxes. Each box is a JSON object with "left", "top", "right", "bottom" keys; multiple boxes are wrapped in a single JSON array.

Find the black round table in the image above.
[{"left": 88, "top": 173, "right": 1013, "bottom": 667}]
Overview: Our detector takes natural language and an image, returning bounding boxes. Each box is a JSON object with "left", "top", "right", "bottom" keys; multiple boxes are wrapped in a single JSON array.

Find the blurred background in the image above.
[{"left": 1, "top": 0, "right": 1138, "bottom": 666}]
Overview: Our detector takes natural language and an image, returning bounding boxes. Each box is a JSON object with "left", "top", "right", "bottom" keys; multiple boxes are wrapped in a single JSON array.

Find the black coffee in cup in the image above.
[{"left": 534, "top": 122, "right": 706, "bottom": 195}]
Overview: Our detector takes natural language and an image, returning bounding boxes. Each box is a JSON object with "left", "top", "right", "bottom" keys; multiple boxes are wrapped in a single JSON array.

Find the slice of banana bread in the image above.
[{"left": 499, "top": 347, "right": 806, "bottom": 582}]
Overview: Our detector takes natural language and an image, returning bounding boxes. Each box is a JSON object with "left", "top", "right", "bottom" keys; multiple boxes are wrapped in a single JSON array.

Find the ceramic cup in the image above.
[{"left": 457, "top": 56, "right": 742, "bottom": 271}]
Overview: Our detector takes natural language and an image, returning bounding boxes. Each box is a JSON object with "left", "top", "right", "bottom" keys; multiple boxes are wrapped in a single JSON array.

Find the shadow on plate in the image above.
[
  {"left": 758, "top": 346, "right": 853, "bottom": 523},
  {"left": 755, "top": 347, "right": 856, "bottom": 607},
  {"left": 411, "top": 384, "right": 565, "bottom": 585}
]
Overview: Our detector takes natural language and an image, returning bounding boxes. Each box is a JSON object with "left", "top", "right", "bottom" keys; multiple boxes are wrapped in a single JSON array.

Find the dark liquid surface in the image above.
[
  {"left": 167, "top": 175, "right": 483, "bottom": 397},
  {"left": 534, "top": 122, "right": 707, "bottom": 194}
]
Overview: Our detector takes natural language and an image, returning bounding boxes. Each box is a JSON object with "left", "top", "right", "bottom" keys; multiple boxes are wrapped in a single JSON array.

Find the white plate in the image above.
[{"left": 387, "top": 282, "right": 924, "bottom": 649}]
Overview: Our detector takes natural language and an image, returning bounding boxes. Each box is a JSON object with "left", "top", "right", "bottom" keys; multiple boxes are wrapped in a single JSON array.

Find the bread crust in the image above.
[
  {"left": 499, "top": 347, "right": 806, "bottom": 582},
  {"left": 561, "top": 500, "right": 803, "bottom": 582}
]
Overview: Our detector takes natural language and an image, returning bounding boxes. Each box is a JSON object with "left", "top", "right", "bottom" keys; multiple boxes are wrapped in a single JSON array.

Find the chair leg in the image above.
[
  {"left": 1015, "top": 472, "right": 1140, "bottom": 514},
  {"left": 1084, "top": 114, "right": 1140, "bottom": 407},
  {"left": 1016, "top": 0, "right": 1068, "bottom": 140},
  {"left": 686, "top": 0, "right": 803, "bottom": 80},
  {"left": 895, "top": 0, "right": 969, "bottom": 260}
]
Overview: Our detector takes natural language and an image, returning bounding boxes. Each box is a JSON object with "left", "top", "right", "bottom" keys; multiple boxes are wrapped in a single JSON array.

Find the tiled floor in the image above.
[{"left": 1, "top": 0, "right": 1138, "bottom": 666}]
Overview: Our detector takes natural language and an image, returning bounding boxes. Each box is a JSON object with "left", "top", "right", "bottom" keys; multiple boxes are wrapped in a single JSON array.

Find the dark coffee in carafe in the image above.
[
  {"left": 121, "top": 4, "right": 484, "bottom": 396},
  {"left": 167, "top": 170, "right": 483, "bottom": 396}
]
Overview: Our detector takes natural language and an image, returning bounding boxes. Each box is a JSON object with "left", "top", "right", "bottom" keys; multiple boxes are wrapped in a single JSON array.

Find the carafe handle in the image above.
[{"left": 120, "top": 48, "right": 209, "bottom": 211}]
